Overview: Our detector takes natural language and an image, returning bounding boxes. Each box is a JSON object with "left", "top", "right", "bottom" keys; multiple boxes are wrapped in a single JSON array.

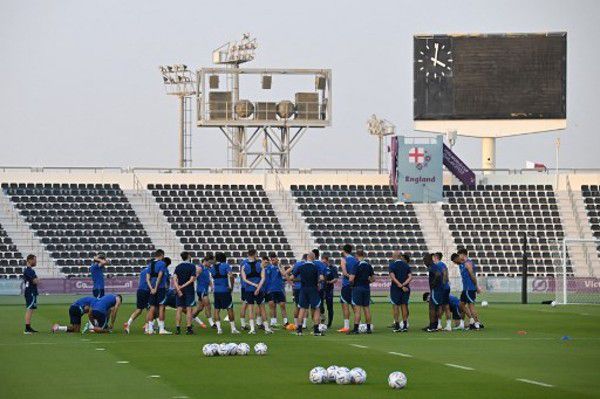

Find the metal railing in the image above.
[
  {"left": 272, "top": 172, "right": 312, "bottom": 252},
  {"left": 565, "top": 176, "right": 594, "bottom": 276}
]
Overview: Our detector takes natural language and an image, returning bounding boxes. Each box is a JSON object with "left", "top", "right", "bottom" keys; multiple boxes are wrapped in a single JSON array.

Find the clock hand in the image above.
[
  {"left": 430, "top": 57, "right": 446, "bottom": 68},
  {"left": 432, "top": 43, "right": 439, "bottom": 66}
]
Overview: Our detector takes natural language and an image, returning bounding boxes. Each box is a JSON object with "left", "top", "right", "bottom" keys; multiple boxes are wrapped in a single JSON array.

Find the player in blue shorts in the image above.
[
  {"left": 22, "top": 254, "right": 39, "bottom": 334},
  {"left": 424, "top": 253, "right": 442, "bottom": 332},
  {"left": 210, "top": 252, "right": 240, "bottom": 335},
  {"left": 455, "top": 248, "right": 483, "bottom": 330},
  {"left": 265, "top": 252, "right": 288, "bottom": 328},
  {"left": 90, "top": 253, "right": 108, "bottom": 298},
  {"left": 423, "top": 292, "right": 464, "bottom": 330},
  {"left": 312, "top": 249, "right": 328, "bottom": 324},
  {"left": 193, "top": 254, "right": 214, "bottom": 329},
  {"left": 173, "top": 251, "right": 197, "bottom": 335},
  {"left": 288, "top": 253, "right": 307, "bottom": 329},
  {"left": 389, "top": 251, "right": 412, "bottom": 332},
  {"left": 348, "top": 250, "right": 374, "bottom": 334},
  {"left": 88, "top": 294, "right": 122, "bottom": 333},
  {"left": 321, "top": 255, "right": 339, "bottom": 328},
  {"left": 144, "top": 249, "right": 171, "bottom": 335},
  {"left": 433, "top": 252, "right": 452, "bottom": 331},
  {"left": 292, "top": 252, "right": 324, "bottom": 336},
  {"left": 339, "top": 244, "right": 359, "bottom": 333},
  {"left": 238, "top": 251, "right": 253, "bottom": 331},
  {"left": 123, "top": 265, "right": 150, "bottom": 333},
  {"left": 240, "top": 249, "right": 272, "bottom": 334},
  {"left": 52, "top": 296, "right": 97, "bottom": 333}
]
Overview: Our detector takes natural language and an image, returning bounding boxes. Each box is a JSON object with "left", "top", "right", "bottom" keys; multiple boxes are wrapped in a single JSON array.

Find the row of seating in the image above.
[{"left": 0, "top": 224, "right": 26, "bottom": 274}]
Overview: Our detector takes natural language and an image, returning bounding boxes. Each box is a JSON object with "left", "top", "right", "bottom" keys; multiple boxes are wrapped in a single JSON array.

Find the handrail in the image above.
[
  {"left": 272, "top": 172, "right": 312, "bottom": 252},
  {"left": 565, "top": 176, "right": 593, "bottom": 275}
]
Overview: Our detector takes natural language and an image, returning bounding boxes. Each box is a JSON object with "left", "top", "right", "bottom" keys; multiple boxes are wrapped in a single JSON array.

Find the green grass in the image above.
[{"left": 1, "top": 295, "right": 599, "bottom": 399}]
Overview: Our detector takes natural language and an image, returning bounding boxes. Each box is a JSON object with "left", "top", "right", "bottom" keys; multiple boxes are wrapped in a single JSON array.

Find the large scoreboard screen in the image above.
[{"left": 413, "top": 33, "right": 566, "bottom": 120}]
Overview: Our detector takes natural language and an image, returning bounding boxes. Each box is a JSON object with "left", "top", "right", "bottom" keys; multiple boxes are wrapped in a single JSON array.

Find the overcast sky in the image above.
[{"left": 1, "top": 0, "right": 598, "bottom": 170}]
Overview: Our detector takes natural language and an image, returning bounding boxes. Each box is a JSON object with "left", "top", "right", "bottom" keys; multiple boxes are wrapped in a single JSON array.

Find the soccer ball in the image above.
[
  {"left": 218, "top": 343, "right": 229, "bottom": 356},
  {"left": 358, "top": 324, "right": 367, "bottom": 333},
  {"left": 388, "top": 371, "right": 407, "bottom": 389},
  {"left": 349, "top": 367, "right": 367, "bottom": 384},
  {"left": 309, "top": 367, "right": 327, "bottom": 384},
  {"left": 334, "top": 368, "right": 352, "bottom": 385},
  {"left": 318, "top": 324, "right": 328, "bottom": 333},
  {"left": 254, "top": 342, "right": 268, "bottom": 355},
  {"left": 326, "top": 365, "right": 339, "bottom": 382},
  {"left": 551, "top": 300, "right": 557, "bottom": 307},
  {"left": 202, "top": 343, "right": 217, "bottom": 357},
  {"left": 226, "top": 343, "right": 238, "bottom": 356},
  {"left": 237, "top": 342, "right": 250, "bottom": 356},
  {"left": 481, "top": 300, "right": 489, "bottom": 307}
]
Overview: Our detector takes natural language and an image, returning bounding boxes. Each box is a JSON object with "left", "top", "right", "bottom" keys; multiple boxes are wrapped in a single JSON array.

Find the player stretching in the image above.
[
  {"left": 23, "top": 254, "right": 39, "bottom": 334},
  {"left": 423, "top": 292, "right": 464, "bottom": 329},
  {"left": 90, "top": 253, "right": 107, "bottom": 298},
  {"left": 321, "top": 255, "right": 338, "bottom": 328},
  {"left": 338, "top": 244, "right": 359, "bottom": 333},
  {"left": 292, "top": 252, "right": 324, "bottom": 336},
  {"left": 241, "top": 249, "right": 272, "bottom": 334},
  {"left": 389, "top": 251, "right": 412, "bottom": 332},
  {"left": 123, "top": 265, "right": 150, "bottom": 333},
  {"left": 52, "top": 296, "right": 96, "bottom": 333},
  {"left": 173, "top": 251, "right": 197, "bottom": 335},
  {"left": 433, "top": 252, "right": 452, "bottom": 331},
  {"left": 456, "top": 248, "right": 482, "bottom": 330},
  {"left": 193, "top": 254, "right": 214, "bottom": 329},
  {"left": 88, "top": 294, "right": 122, "bottom": 333},
  {"left": 266, "top": 252, "right": 288, "bottom": 328},
  {"left": 348, "top": 250, "right": 375, "bottom": 334},
  {"left": 145, "top": 249, "right": 171, "bottom": 335},
  {"left": 424, "top": 253, "right": 442, "bottom": 332},
  {"left": 211, "top": 252, "right": 240, "bottom": 335}
]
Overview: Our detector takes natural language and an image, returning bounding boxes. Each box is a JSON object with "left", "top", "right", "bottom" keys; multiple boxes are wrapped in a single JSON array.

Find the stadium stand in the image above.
[
  {"left": 581, "top": 184, "right": 600, "bottom": 257},
  {"left": 442, "top": 184, "right": 567, "bottom": 277},
  {"left": 148, "top": 183, "right": 295, "bottom": 270},
  {"left": 1, "top": 183, "right": 154, "bottom": 277},
  {"left": 290, "top": 184, "right": 428, "bottom": 275},
  {"left": 0, "top": 222, "right": 26, "bottom": 278}
]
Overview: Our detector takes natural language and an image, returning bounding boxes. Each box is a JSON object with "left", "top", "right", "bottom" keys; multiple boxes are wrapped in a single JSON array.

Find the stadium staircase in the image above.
[
  {"left": 0, "top": 191, "right": 56, "bottom": 277},
  {"left": 124, "top": 185, "right": 184, "bottom": 262},
  {"left": 265, "top": 175, "right": 315, "bottom": 258}
]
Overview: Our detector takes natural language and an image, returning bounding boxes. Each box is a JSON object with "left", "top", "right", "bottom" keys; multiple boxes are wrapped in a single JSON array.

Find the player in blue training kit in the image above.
[
  {"left": 265, "top": 252, "right": 288, "bottom": 327},
  {"left": 90, "top": 253, "right": 108, "bottom": 298},
  {"left": 52, "top": 296, "right": 97, "bottom": 333},
  {"left": 389, "top": 251, "right": 412, "bottom": 332},
  {"left": 454, "top": 248, "right": 483, "bottom": 330},
  {"left": 22, "top": 254, "right": 39, "bottom": 334},
  {"left": 433, "top": 252, "right": 453, "bottom": 331},
  {"left": 123, "top": 266, "right": 150, "bottom": 333},
  {"left": 210, "top": 252, "right": 239, "bottom": 335},
  {"left": 423, "top": 292, "right": 465, "bottom": 330},
  {"left": 312, "top": 249, "right": 328, "bottom": 324},
  {"left": 320, "top": 255, "right": 339, "bottom": 328},
  {"left": 339, "top": 244, "right": 359, "bottom": 333},
  {"left": 88, "top": 294, "right": 122, "bottom": 333},
  {"left": 240, "top": 249, "right": 272, "bottom": 334},
  {"left": 144, "top": 249, "right": 171, "bottom": 334},
  {"left": 289, "top": 254, "right": 307, "bottom": 329},
  {"left": 173, "top": 251, "right": 197, "bottom": 335},
  {"left": 291, "top": 252, "right": 324, "bottom": 336},
  {"left": 349, "top": 250, "right": 375, "bottom": 334},
  {"left": 192, "top": 254, "right": 214, "bottom": 329},
  {"left": 424, "top": 253, "right": 443, "bottom": 332}
]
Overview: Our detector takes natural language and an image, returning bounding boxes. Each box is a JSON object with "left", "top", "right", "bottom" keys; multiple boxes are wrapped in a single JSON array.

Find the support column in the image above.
[
  {"left": 178, "top": 95, "right": 185, "bottom": 169},
  {"left": 481, "top": 137, "right": 496, "bottom": 172}
]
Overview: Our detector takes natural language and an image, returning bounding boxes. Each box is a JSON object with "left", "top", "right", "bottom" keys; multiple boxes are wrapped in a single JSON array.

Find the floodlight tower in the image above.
[
  {"left": 159, "top": 64, "right": 196, "bottom": 169},
  {"left": 367, "top": 115, "right": 396, "bottom": 173},
  {"left": 212, "top": 33, "right": 257, "bottom": 169}
]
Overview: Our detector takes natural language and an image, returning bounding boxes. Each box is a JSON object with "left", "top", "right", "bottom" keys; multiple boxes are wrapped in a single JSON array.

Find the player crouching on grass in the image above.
[
  {"left": 86, "top": 294, "right": 122, "bottom": 333},
  {"left": 348, "top": 249, "right": 375, "bottom": 335},
  {"left": 52, "top": 296, "right": 97, "bottom": 333},
  {"left": 173, "top": 251, "right": 197, "bottom": 335},
  {"left": 422, "top": 292, "right": 465, "bottom": 330}
]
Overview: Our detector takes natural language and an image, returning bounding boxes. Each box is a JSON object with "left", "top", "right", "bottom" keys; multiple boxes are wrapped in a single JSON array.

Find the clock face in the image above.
[{"left": 416, "top": 39, "right": 453, "bottom": 83}]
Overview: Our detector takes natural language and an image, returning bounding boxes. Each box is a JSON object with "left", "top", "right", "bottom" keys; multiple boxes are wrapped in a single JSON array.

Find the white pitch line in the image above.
[
  {"left": 116, "top": 361, "right": 129, "bottom": 364},
  {"left": 95, "top": 347, "right": 106, "bottom": 351},
  {"left": 147, "top": 375, "right": 161, "bottom": 379},
  {"left": 350, "top": 344, "right": 368, "bottom": 349},
  {"left": 445, "top": 363, "right": 474, "bottom": 371},
  {"left": 516, "top": 378, "right": 554, "bottom": 388},
  {"left": 388, "top": 351, "right": 413, "bottom": 358}
]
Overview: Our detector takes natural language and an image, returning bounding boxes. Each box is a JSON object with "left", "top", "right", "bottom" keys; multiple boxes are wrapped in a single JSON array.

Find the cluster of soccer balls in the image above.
[
  {"left": 202, "top": 342, "right": 267, "bottom": 357},
  {"left": 309, "top": 366, "right": 406, "bottom": 389}
]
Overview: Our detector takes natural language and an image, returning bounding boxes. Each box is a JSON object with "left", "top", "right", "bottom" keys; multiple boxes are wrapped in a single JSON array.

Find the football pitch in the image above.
[{"left": 1, "top": 295, "right": 599, "bottom": 399}]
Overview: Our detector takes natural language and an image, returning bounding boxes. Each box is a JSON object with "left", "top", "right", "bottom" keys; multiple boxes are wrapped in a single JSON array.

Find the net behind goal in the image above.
[{"left": 555, "top": 238, "right": 600, "bottom": 304}]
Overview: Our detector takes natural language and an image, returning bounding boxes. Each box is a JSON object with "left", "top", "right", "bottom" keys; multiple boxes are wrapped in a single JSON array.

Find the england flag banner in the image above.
[{"left": 395, "top": 135, "right": 443, "bottom": 203}]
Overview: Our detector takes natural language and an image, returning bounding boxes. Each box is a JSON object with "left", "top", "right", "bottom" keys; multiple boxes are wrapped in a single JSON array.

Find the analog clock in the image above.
[{"left": 415, "top": 39, "right": 453, "bottom": 83}]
